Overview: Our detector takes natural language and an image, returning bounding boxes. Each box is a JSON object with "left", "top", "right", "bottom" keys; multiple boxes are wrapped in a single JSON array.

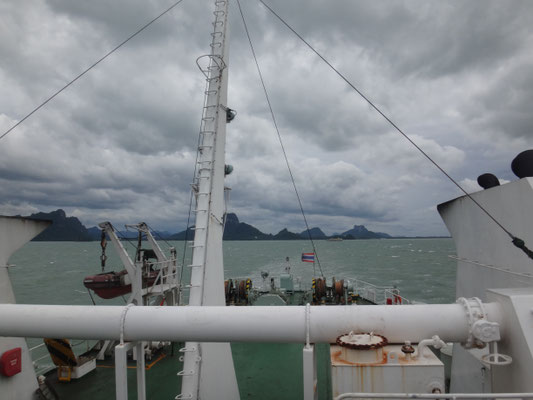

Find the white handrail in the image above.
[{"left": 335, "top": 393, "right": 533, "bottom": 400}]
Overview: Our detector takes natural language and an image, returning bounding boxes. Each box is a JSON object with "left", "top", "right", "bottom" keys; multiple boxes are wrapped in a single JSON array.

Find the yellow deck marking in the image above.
[{"left": 96, "top": 352, "right": 167, "bottom": 370}]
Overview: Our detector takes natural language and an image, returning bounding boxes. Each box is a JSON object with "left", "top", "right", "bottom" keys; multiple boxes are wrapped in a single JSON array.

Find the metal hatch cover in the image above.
[{"left": 336, "top": 332, "right": 388, "bottom": 350}]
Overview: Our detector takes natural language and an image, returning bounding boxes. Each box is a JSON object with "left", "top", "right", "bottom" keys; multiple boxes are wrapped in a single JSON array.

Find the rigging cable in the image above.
[
  {"left": 146, "top": 223, "right": 173, "bottom": 249},
  {"left": 110, "top": 223, "right": 138, "bottom": 251},
  {"left": 256, "top": 0, "right": 533, "bottom": 261},
  {"left": 0, "top": 0, "right": 186, "bottom": 142},
  {"left": 236, "top": 0, "right": 325, "bottom": 277}
]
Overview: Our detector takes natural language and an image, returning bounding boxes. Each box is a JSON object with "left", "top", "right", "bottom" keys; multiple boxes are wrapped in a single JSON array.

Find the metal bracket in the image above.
[
  {"left": 457, "top": 297, "right": 512, "bottom": 366},
  {"left": 457, "top": 297, "right": 489, "bottom": 348}
]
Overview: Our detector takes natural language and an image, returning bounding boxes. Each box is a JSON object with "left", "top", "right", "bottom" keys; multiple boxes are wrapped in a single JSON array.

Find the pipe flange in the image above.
[
  {"left": 457, "top": 297, "right": 490, "bottom": 349},
  {"left": 336, "top": 332, "right": 388, "bottom": 350}
]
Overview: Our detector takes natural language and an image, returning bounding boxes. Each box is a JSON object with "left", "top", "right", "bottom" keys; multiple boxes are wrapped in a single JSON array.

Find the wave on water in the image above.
[{"left": 9, "top": 238, "right": 458, "bottom": 305}]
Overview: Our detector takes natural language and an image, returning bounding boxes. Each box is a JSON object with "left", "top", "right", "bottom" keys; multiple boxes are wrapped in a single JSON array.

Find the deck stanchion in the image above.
[
  {"left": 115, "top": 341, "right": 147, "bottom": 400},
  {"left": 303, "top": 344, "right": 317, "bottom": 400}
]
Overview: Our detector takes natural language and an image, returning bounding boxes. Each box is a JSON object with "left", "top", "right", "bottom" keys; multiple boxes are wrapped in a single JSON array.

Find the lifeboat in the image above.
[{"left": 83, "top": 269, "right": 160, "bottom": 299}]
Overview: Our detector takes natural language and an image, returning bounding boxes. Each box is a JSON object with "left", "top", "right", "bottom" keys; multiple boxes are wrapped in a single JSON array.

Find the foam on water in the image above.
[{"left": 8, "top": 238, "right": 457, "bottom": 306}]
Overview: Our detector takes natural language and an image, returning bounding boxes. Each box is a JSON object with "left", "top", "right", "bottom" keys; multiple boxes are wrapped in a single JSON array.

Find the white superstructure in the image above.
[
  {"left": 0, "top": 216, "right": 50, "bottom": 399},
  {"left": 0, "top": 0, "right": 533, "bottom": 399}
]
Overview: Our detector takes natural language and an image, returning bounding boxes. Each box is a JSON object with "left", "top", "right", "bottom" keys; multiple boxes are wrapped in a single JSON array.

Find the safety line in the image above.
[
  {"left": 256, "top": 0, "right": 533, "bottom": 261},
  {"left": 236, "top": 0, "right": 325, "bottom": 277},
  {"left": 0, "top": 0, "right": 186, "bottom": 141}
]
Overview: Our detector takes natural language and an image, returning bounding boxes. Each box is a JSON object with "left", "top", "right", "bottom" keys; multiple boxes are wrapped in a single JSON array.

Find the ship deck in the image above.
[{"left": 45, "top": 342, "right": 333, "bottom": 399}]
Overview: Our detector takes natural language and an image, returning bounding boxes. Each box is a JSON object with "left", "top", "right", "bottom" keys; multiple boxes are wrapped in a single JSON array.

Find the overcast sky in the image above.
[{"left": 1, "top": 0, "right": 532, "bottom": 236}]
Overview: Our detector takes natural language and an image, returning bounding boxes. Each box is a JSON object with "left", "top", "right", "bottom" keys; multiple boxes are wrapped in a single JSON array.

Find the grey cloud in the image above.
[{"left": 1, "top": 0, "right": 532, "bottom": 236}]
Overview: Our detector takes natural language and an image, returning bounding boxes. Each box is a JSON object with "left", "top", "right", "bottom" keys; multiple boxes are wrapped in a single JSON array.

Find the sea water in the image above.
[
  {"left": 8, "top": 238, "right": 457, "bottom": 306},
  {"left": 7, "top": 238, "right": 456, "bottom": 375}
]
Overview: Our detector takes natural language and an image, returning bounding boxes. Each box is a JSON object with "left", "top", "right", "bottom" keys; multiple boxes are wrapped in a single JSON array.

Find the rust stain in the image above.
[
  {"left": 331, "top": 349, "right": 388, "bottom": 366},
  {"left": 396, "top": 353, "right": 419, "bottom": 365}
]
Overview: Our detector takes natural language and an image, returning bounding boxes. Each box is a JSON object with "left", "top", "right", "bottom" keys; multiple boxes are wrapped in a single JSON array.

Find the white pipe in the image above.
[
  {"left": 416, "top": 335, "right": 446, "bottom": 358},
  {"left": 0, "top": 303, "right": 502, "bottom": 343}
]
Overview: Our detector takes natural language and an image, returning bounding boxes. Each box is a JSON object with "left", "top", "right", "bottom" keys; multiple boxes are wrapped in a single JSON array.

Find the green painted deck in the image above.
[{"left": 46, "top": 342, "right": 333, "bottom": 399}]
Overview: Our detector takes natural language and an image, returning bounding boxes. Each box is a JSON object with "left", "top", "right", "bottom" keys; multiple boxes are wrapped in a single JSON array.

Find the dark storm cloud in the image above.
[
  {"left": 1, "top": 0, "right": 532, "bottom": 235},
  {"left": 466, "top": 63, "right": 533, "bottom": 140}
]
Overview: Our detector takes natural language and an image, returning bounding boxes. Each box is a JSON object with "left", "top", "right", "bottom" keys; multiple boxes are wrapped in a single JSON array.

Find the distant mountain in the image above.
[
  {"left": 170, "top": 213, "right": 273, "bottom": 240},
  {"left": 28, "top": 209, "right": 91, "bottom": 241},
  {"left": 19, "top": 209, "right": 395, "bottom": 241},
  {"left": 116, "top": 231, "right": 138, "bottom": 239},
  {"left": 223, "top": 213, "right": 272, "bottom": 240},
  {"left": 87, "top": 226, "right": 102, "bottom": 241},
  {"left": 169, "top": 227, "right": 195, "bottom": 241},
  {"left": 273, "top": 228, "right": 301, "bottom": 240},
  {"left": 340, "top": 225, "right": 391, "bottom": 239},
  {"left": 300, "top": 227, "right": 326, "bottom": 239}
]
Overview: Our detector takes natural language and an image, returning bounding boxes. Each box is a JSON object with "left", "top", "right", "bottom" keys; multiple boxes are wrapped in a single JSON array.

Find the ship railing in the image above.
[
  {"left": 29, "top": 339, "right": 94, "bottom": 376},
  {"left": 335, "top": 393, "right": 533, "bottom": 400},
  {"left": 384, "top": 288, "right": 411, "bottom": 305},
  {"left": 224, "top": 275, "right": 411, "bottom": 303},
  {"left": 29, "top": 342, "right": 54, "bottom": 375},
  {"left": 228, "top": 275, "right": 310, "bottom": 292},
  {"left": 347, "top": 278, "right": 400, "bottom": 305},
  {"left": 146, "top": 258, "right": 181, "bottom": 287}
]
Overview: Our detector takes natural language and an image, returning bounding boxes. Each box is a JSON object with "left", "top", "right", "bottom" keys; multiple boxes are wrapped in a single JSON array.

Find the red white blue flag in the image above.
[{"left": 301, "top": 253, "right": 315, "bottom": 263}]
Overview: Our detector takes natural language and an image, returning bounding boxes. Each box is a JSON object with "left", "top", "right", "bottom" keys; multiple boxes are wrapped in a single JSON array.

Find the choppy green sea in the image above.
[{"left": 9, "top": 238, "right": 457, "bottom": 305}]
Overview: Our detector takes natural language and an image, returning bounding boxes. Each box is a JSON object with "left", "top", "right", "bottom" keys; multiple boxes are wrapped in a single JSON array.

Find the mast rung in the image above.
[
  {"left": 177, "top": 370, "right": 195, "bottom": 377},
  {"left": 187, "top": 264, "right": 203, "bottom": 268},
  {"left": 175, "top": 393, "right": 193, "bottom": 399},
  {"left": 189, "top": 244, "right": 204, "bottom": 248},
  {"left": 205, "top": 90, "right": 218, "bottom": 95},
  {"left": 198, "top": 146, "right": 213, "bottom": 150},
  {"left": 184, "top": 284, "right": 201, "bottom": 288},
  {"left": 195, "top": 192, "right": 209, "bottom": 196},
  {"left": 210, "top": 42, "right": 222, "bottom": 48},
  {"left": 206, "top": 76, "right": 220, "bottom": 82},
  {"left": 200, "top": 131, "right": 215, "bottom": 135},
  {"left": 191, "top": 226, "right": 206, "bottom": 230},
  {"left": 202, "top": 116, "right": 215, "bottom": 121},
  {"left": 211, "top": 31, "right": 223, "bottom": 38},
  {"left": 203, "top": 105, "right": 217, "bottom": 109},
  {"left": 213, "top": 10, "right": 225, "bottom": 16},
  {"left": 178, "top": 346, "right": 197, "bottom": 352},
  {"left": 197, "top": 160, "right": 212, "bottom": 164},
  {"left": 192, "top": 209, "right": 207, "bottom": 213}
]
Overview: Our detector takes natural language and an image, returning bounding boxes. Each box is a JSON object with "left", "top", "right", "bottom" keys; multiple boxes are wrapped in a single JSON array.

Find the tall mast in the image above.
[{"left": 179, "top": 0, "right": 240, "bottom": 398}]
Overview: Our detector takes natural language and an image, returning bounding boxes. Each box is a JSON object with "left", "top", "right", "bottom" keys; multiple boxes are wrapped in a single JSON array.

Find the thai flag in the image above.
[{"left": 301, "top": 253, "right": 315, "bottom": 263}]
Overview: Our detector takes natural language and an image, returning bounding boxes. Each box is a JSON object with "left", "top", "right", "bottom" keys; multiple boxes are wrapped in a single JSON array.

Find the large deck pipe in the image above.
[{"left": 0, "top": 303, "right": 502, "bottom": 343}]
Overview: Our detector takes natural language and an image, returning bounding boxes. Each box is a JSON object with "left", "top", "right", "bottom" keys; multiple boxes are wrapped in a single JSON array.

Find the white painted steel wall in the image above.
[
  {"left": 0, "top": 216, "right": 51, "bottom": 400},
  {"left": 438, "top": 177, "right": 533, "bottom": 393}
]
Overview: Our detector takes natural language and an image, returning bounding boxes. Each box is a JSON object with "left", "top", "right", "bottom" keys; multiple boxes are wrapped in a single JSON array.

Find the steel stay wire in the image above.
[
  {"left": 256, "top": 0, "right": 533, "bottom": 261},
  {"left": 236, "top": 0, "right": 324, "bottom": 277},
  {"left": 0, "top": 0, "right": 186, "bottom": 142}
]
